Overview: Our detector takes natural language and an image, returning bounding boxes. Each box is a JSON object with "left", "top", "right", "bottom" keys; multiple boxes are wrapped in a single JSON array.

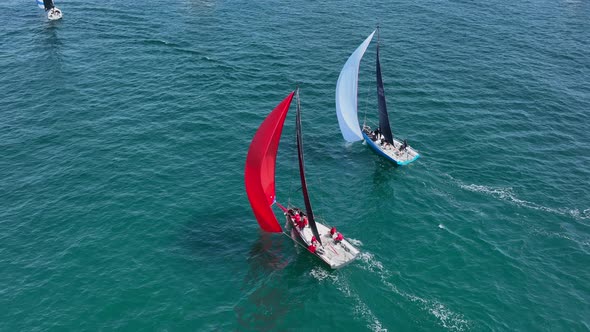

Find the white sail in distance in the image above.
[{"left": 335, "top": 31, "right": 375, "bottom": 142}]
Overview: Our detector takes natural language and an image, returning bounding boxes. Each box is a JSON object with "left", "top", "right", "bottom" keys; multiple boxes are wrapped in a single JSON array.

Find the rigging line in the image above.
[
  {"left": 311, "top": 175, "right": 321, "bottom": 217},
  {"left": 312, "top": 175, "right": 326, "bottom": 219},
  {"left": 362, "top": 83, "right": 369, "bottom": 127},
  {"left": 281, "top": 231, "right": 310, "bottom": 250},
  {"left": 327, "top": 243, "right": 339, "bottom": 255},
  {"left": 287, "top": 84, "right": 303, "bottom": 207},
  {"left": 361, "top": 76, "right": 372, "bottom": 128},
  {"left": 287, "top": 116, "right": 299, "bottom": 207},
  {"left": 281, "top": 229, "right": 336, "bottom": 254}
]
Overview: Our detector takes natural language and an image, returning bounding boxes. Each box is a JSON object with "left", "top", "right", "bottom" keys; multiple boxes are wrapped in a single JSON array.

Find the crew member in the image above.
[
  {"left": 330, "top": 227, "right": 337, "bottom": 237},
  {"left": 294, "top": 212, "right": 301, "bottom": 225},
  {"left": 311, "top": 236, "right": 318, "bottom": 245},
  {"left": 399, "top": 139, "right": 408, "bottom": 151},
  {"left": 301, "top": 215, "right": 308, "bottom": 229},
  {"left": 308, "top": 244, "right": 317, "bottom": 253}
]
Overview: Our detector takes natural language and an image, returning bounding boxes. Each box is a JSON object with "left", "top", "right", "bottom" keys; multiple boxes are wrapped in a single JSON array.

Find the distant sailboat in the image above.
[
  {"left": 37, "top": 0, "right": 62, "bottom": 20},
  {"left": 336, "top": 28, "right": 420, "bottom": 166},
  {"left": 245, "top": 88, "right": 359, "bottom": 269}
]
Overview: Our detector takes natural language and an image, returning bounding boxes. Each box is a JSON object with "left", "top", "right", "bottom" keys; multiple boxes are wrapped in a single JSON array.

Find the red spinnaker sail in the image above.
[{"left": 245, "top": 92, "right": 295, "bottom": 232}]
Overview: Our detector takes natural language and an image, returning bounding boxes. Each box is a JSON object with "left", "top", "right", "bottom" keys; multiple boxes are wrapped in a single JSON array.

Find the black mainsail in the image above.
[
  {"left": 43, "top": 0, "right": 55, "bottom": 10},
  {"left": 295, "top": 89, "right": 322, "bottom": 245},
  {"left": 376, "top": 41, "right": 394, "bottom": 144}
]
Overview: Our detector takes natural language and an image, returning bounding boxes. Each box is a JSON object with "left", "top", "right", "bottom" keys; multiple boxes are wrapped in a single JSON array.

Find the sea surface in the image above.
[{"left": 1, "top": 0, "right": 589, "bottom": 330}]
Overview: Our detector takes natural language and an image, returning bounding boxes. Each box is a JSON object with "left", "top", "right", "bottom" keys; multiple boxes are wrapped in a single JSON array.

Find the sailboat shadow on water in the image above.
[
  {"left": 236, "top": 232, "right": 330, "bottom": 330},
  {"left": 245, "top": 232, "right": 291, "bottom": 273},
  {"left": 236, "top": 237, "right": 293, "bottom": 331},
  {"left": 371, "top": 160, "right": 398, "bottom": 197},
  {"left": 181, "top": 211, "right": 252, "bottom": 263}
]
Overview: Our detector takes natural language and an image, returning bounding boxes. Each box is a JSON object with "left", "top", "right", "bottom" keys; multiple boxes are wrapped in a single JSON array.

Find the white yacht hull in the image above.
[
  {"left": 362, "top": 126, "right": 419, "bottom": 165},
  {"left": 285, "top": 212, "right": 359, "bottom": 269},
  {"left": 47, "top": 7, "right": 62, "bottom": 20}
]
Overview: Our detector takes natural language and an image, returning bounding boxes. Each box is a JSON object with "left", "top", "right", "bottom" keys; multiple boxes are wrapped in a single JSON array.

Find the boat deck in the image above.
[
  {"left": 362, "top": 126, "right": 419, "bottom": 165},
  {"left": 285, "top": 213, "right": 359, "bottom": 269}
]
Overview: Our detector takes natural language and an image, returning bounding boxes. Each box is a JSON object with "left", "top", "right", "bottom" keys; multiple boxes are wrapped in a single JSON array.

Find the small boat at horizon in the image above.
[
  {"left": 336, "top": 28, "right": 420, "bottom": 166},
  {"left": 245, "top": 88, "right": 360, "bottom": 269},
  {"left": 37, "top": 0, "right": 63, "bottom": 20}
]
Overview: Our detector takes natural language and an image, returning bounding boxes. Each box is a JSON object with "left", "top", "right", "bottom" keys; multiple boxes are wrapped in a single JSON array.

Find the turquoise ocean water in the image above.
[{"left": 1, "top": 0, "right": 589, "bottom": 330}]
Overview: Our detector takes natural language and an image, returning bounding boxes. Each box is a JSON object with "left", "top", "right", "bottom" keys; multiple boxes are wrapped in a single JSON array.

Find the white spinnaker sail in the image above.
[
  {"left": 36, "top": 0, "right": 45, "bottom": 9},
  {"left": 335, "top": 31, "right": 375, "bottom": 142}
]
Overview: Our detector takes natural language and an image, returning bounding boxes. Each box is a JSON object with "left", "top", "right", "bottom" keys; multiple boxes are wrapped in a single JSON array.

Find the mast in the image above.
[
  {"left": 376, "top": 26, "right": 394, "bottom": 144},
  {"left": 295, "top": 88, "right": 322, "bottom": 245}
]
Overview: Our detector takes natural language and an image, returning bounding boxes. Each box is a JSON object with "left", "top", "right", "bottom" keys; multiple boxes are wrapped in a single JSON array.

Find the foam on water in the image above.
[
  {"left": 346, "top": 237, "right": 363, "bottom": 247},
  {"left": 357, "top": 252, "right": 470, "bottom": 331},
  {"left": 310, "top": 267, "right": 387, "bottom": 332},
  {"left": 530, "top": 226, "right": 590, "bottom": 249},
  {"left": 458, "top": 182, "right": 589, "bottom": 221}
]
